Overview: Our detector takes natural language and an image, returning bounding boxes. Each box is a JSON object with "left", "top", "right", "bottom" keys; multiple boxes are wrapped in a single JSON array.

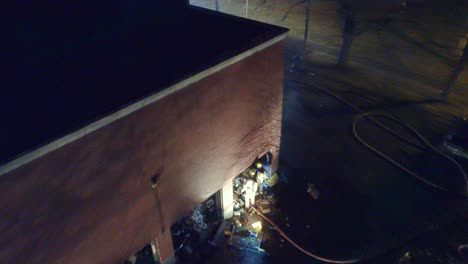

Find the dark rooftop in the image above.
[{"left": 0, "top": 4, "right": 287, "bottom": 165}]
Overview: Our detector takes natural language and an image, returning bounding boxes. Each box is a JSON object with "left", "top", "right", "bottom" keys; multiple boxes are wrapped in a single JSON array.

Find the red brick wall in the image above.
[{"left": 0, "top": 41, "right": 284, "bottom": 263}]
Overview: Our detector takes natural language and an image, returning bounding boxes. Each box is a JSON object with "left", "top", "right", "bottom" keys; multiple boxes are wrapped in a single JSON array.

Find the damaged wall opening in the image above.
[
  {"left": 123, "top": 152, "right": 275, "bottom": 264},
  {"left": 167, "top": 153, "right": 284, "bottom": 263}
]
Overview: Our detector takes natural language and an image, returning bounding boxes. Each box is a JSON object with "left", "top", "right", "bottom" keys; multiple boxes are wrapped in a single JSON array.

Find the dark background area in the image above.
[{"left": 0, "top": 1, "right": 286, "bottom": 164}]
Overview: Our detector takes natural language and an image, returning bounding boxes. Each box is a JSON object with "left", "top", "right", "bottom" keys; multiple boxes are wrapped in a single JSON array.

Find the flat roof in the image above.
[{"left": 0, "top": 5, "right": 287, "bottom": 170}]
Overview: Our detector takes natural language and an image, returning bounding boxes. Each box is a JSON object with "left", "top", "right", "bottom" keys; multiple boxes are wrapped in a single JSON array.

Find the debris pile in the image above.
[
  {"left": 232, "top": 156, "right": 277, "bottom": 219},
  {"left": 170, "top": 154, "right": 300, "bottom": 262},
  {"left": 219, "top": 155, "right": 281, "bottom": 254},
  {"left": 170, "top": 195, "right": 220, "bottom": 262}
]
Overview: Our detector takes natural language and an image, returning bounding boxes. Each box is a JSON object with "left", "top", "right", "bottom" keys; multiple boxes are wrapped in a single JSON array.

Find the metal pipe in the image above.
[
  {"left": 441, "top": 34, "right": 468, "bottom": 98},
  {"left": 338, "top": 4, "right": 355, "bottom": 66},
  {"left": 245, "top": 0, "right": 249, "bottom": 18},
  {"left": 304, "top": 0, "right": 310, "bottom": 44}
]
